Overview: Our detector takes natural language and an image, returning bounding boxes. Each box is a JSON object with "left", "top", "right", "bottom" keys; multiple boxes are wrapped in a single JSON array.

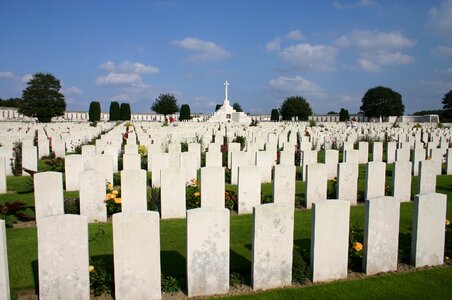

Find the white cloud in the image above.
[
  {"left": 427, "top": 0, "right": 452, "bottom": 37},
  {"left": 285, "top": 29, "right": 304, "bottom": 40},
  {"left": 335, "top": 30, "right": 415, "bottom": 50},
  {"left": 268, "top": 76, "right": 326, "bottom": 98},
  {"left": 266, "top": 37, "right": 282, "bottom": 52},
  {"left": 266, "top": 29, "right": 304, "bottom": 52},
  {"left": 61, "top": 86, "right": 83, "bottom": 95},
  {"left": 0, "top": 71, "right": 15, "bottom": 79},
  {"left": 95, "top": 73, "right": 142, "bottom": 86},
  {"left": 21, "top": 74, "right": 33, "bottom": 83},
  {"left": 279, "top": 43, "right": 337, "bottom": 71},
  {"left": 100, "top": 61, "right": 115, "bottom": 72},
  {"left": 431, "top": 46, "right": 452, "bottom": 57},
  {"left": 358, "top": 58, "right": 381, "bottom": 72},
  {"left": 333, "top": 0, "right": 376, "bottom": 9},
  {"left": 172, "top": 37, "right": 231, "bottom": 63},
  {"left": 376, "top": 52, "right": 415, "bottom": 65}
]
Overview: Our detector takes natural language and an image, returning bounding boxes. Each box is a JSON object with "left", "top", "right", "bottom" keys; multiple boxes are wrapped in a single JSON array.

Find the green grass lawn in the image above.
[{"left": 2, "top": 163, "right": 452, "bottom": 297}]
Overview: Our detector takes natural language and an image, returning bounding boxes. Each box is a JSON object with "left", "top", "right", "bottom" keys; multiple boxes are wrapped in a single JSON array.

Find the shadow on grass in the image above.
[
  {"left": 161, "top": 250, "right": 186, "bottom": 277},
  {"left": 31, "top": 260, "right": 38, "bottom": 295}
]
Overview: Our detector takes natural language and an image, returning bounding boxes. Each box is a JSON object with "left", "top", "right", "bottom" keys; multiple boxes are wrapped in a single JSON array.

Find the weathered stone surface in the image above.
[
  {"left": 238, "top": 165, "right": 261, "bottom": 214},
  {"left": 122, "top": 153, "right": 141, "bottom": 170},
  {"left": 79, "top": 170, "right": 107, "bottom": 223},
  {"left": 0, "top": 220, "right": 10, "bottom": 300},
  {"left": 0, "top": 157, "right": 6, "bottom": 194},
  {"left": 392, "top": 161, "right": 412, "bottom": 202},
  {"left": 412, "top": 148, "right": 426, "bottom": 176},
  {"left": 301, "top": 150, "right": 317, "bottom": 181},
  {"left": 187, "top": 208, "right": 229, "bottom": 297},
  {"left": 201, "top": 166, "right": 225, "bottom": 208},
  {"left": 344, "top": 149, "right": 360, "bottom": 164},
  {"left": 311, "top": 200, "right": 350, "bottom": 283},
  {"left": 161, "top": 168, "right": 186, "bottom": 219},
  {"left": 113, "top": 211, "right": 161, "bottom": 300},
  {"left": 34, "top": 172, "right": 64, "bottom": 224},
  {"left": 396, "top": 148, "right": 410, "bottom": 162},
  {"left": 22, "top": 145, "right": 37, "bottom": 176},
  {"left": 358, "top": 141, "right": 369, "bottom": 164},
  {"left": 65, "top": 154, "right": 84, "bottom": 191},
  {"left": 256, "top": 151, "right": 273, "bottom": 183},
  {"left": 364, "top": 196, "right": 400, "bottom": 275},
  {"left": 418, "top": 160, "right": 437, "bottom": 194},
  {"left": 306, "top": 163, "right": 327, "bottom": 209},
  {"left": 411, "top": 193, "right": 447, "bottom": 267},
  {"left": 231, "top": 151, "right": 249, "bottom": 185},
  {"left": 94, "top": 154, "right": 114, "bottom": 185},
  {"left": 151, "top": 152, "right": 169, "bottom": 187},
  {"left": 38, "top": 215, "right": 89, "bottom": 300},
  {"left": 386, "top": 142, "right": 396, "bottom": 163},
  {"left": 82, "top": 145, "right": 96, "bottom": 170},
  {"left": 325, "top": 149, "right": 339, "bottom": 179},
  {"left": 252, "top": 203, "right": 294, "bottom": 290},
  {"left": 273, "top": 165, "right": 296, "bottom": 207},
  {"left": 180, "top": 152, "right": 198, "bottom": 182},
  {"left": 121, "top": 170, "right": 147, "bottom": 212},
  {"left": 337, "top": 162, "right": 358, "bottom": 205},
  {"left": 372, "top": 142, "right": 383, "bottom": 162},
  {"left": 365, "top": 162, "right": 386, "bottom": 200},
  {"left": 279, "top": 149, "right": 294, "bottom": 166},
  {"left": 205, "top": 151, "right": 222, "bottom": 167}
]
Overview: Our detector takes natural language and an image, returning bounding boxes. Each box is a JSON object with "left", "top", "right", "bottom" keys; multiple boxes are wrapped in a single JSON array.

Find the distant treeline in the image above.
[{"left": 0, "top": 97, "right": 21, "bottom": 108}]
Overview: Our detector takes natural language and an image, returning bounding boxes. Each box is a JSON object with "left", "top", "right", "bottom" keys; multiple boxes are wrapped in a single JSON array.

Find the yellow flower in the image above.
[
  {"left": 353, "top": 242, "right": 363, "bottom": 252},
  {"left": 110, "top": 194, "right": 116, "bottom": 199},
  {"left": 107, "top": 183, "right": 113, "bottom": 190},
  {"left": 112, "top": 190, "right": 119, "bottom": 195},
  {"left": 88, "top": 265, "right": 95, "bottom": 273},
  {"left": 194, "top": 192, "right": 200, "bottom": 197},
  {"left": 114, "top": 197, "right": 122, "bottom": 204},
  {"left": 446, "top": 219, "right": 450, "bottom": 226},
  {"left": 104, "top": 195, "right": 110, "bottom": 202}
]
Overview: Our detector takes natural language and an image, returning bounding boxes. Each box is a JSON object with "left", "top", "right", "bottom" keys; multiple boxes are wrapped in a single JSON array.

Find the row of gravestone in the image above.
[{"left": 0, "top": 191, "right": 447, "bottom": 299}]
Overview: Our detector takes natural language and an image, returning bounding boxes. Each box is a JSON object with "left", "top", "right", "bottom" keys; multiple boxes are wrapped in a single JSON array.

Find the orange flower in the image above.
[
  {"left": 114, "top": 197, "right": 122, "bottom": 204},
  {"left": 353, "top": 242, "right": 363, "bottom": 252},
  {"left": 194, "top": 191, "right": 200, "bottom": 197},
  {"left": 446, "top": 219, "right": 450, "bottom": 226}
]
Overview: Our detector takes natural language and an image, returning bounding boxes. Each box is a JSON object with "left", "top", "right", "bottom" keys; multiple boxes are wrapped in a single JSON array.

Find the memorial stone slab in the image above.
[{"left": 238, "top": 165, "right": 261, "bottom": 214}]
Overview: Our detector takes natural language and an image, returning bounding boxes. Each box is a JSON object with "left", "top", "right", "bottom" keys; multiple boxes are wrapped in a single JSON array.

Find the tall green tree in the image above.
[
  {"left": 279, "top": 96, "right": 312, "bottom": 121},
  {"left": 109, "top": 101, "right": 120, "bottom": 121},
  {"left": 360, "top": 86, "right": 404, "bottom": 118},
  {"left": 442, "top": 90, "right": 452, "bottom": 119},
  {"left": 232, "top": 102, "right": 243, "bottom": 112},
  {"left": 179, "top": 104, "right": 191, "bottom": 121},
  {"left": 120, "top": 103, "right": 131, "bottom": 120},
  {"left": 0, "top": 97, "right": 22, "bottom": 107},
  {"left": 88, "top": 101, "right": 101, "bottom": 122},
  {"left": 151, "top": 93, "right": 179, "bottom": 120},
  {"left": 339, "top": 108, "right": 350, "bottom": 122},
  {"left": 19, "top": 73, "right": 66, "bottom": 122},
  {"left": 270, "top": 109, "right": 280, "bottom": 121}
]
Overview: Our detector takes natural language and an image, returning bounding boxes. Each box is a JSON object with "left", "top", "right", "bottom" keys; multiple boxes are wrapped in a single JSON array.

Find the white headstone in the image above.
[
  {"left": 123, "top": 153, "right": 141, "bottom": 170},
  {"left": 121, "top": 170, "right": 147, "bottom": 212},
  {"left": 358, "top": 141, "right": 369, "bottom": 164},
  {"left": 187, "top": 208, "right": 229, "bottom": 297},
  {"left": 79, "top": 170, "right": 107, "bottom": 223},
  {"left": 0, "top": 220, "right": 10, "bottom": 300},
  {"left": 201, "top": 166, "right": 225, "bottom": 209},
  {"left": 337, "top": 162, "right": 359, "bottom": 205},
  {"left": 412, "top": 148, "right": 426, "bottom": 176},
  {"left": 205, "top": 151, "right": 222, "bottom": 167},
  {"left": 238, "top": 165, "right": 261, "bottom": 214},
  {"left": 306, "top": 163, "right": 327, "bottom": 209},
  {"left": 411, "top": 193, "right": 447, "bottom": 267},
  {"left": 161, "top": 168, "right": 186, "bottom": 219},
  {"left": 151, "top": 152, "right": 169, "bottom": 187},
  {"left": 364, "top": 196, "right": 400, "bottom": 275},
  {"left": 252, "top": 203, "right": 294, "bottom": 290},
  {"left": 325, "top": 149, "right": 339, "bottom": 179},
  {"left": 0, "top": 157, "right": 6, "bottom": 194},
  {"left": 392, "top": 161, "right": 412, "bottom": 203},
  {"left": 311, "top": 200, "right": 350, "bottom": 283},
  {"left": 372, "top": 142, "right": 383, "bottom": 162},
  {"left": 38, "top": 215, "right": 89, "bottom": 299},
  {"left": 113, "top": 211, "right": 161, "bottom": 299},
  {"left": 273, "top": 165, "right": 296, "bottom": 207},
  {"left": 94, "top": 154, "right": 114, "bottom": 185},
  {"left": 22, "top": 145, "right": 37, "bottom": 176},
  {"left": 386, "top": 142, "right": 396, "bottom": 163},
  {"left": 34, "top": 172, "right": 64, "bottom": 224},
  {"left": 365, "top": 162, "right": 386, "bottom": 200},
  {"left": 65, "top": 154, "right": 84, "bottom": 191},
  {"left": 418, "top": 160, "right": 437, "bottom": 194}
]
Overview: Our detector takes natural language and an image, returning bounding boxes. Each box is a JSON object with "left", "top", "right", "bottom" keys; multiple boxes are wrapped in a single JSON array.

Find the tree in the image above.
[
  {"left": 88, "top": 101, "right": 101, "bottom": 122},
  {"left": 151, "top": 93, "right": 179, "bottom": 120},
  {"left": 327, "top": 111, "right": 337, "bottom": 115},
  {"left": 232, "top": 102, "right": 243, "bottom": 112},
  {"left": 279, "top": 96, "right": 312, "bottom": 121},
  {"left": 270, "top": 109, "right": 280, "bottom": 121},
  {"left": 0, "top": 97, "right": 22, "bottom": 108},
  {"left": 18, "top": 73, "right": 66, "bottom": 122},
  {"left": 339, "top": 108, "right": 350, "bottom": 122},
  {"left": 215, "top": 104, "right": 222, "bottom": 111},
  {"left": 179, "top": 104, "right": 192, "bottom": 121},
  {"left": 442, "top": 90, "right": 452, "bottom": 119},
  {"left": 120, "top": 103, "right": 131, "bottom": 121},
  {"left": 109, "top": 101, "right": 120, "bottom": 121},
  {"left": 360, "top": 86, "right": 404, "bottom": 118}
]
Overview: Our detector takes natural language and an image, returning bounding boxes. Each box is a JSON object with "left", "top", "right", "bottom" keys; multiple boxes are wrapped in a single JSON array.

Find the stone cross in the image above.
[{"left": 224, "top": 80, "right": 229, "bottom": 101}]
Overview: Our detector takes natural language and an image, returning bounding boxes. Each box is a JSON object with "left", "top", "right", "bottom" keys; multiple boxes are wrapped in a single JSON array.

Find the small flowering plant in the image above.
[
  {"left": 105, "top": 182, "right": 121, "bottom": 215},
  {"left": 349, "top": 222, "right": 364, "bottom": 270},
  {"left": 186, "top": 178, "right": 201, "bottom": 209},
  {"left": 225, "top": 190, "right": 238, "bottom": 211}
]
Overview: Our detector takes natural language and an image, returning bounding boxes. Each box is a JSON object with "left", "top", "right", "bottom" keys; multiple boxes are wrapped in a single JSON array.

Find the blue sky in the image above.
[{"left": 1, "top": 0, "right": 451, "bottom": 115}]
